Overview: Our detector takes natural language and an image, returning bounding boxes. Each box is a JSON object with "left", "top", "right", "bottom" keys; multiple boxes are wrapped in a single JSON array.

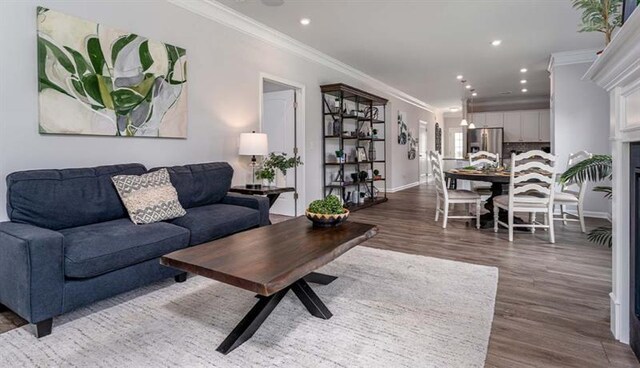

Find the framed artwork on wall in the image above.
[
  {"left": 397, "top": 111, "right": 407, "bottom": 145},
  {"left": 37, "top": 7, "right": 188, "bottom": 138}
]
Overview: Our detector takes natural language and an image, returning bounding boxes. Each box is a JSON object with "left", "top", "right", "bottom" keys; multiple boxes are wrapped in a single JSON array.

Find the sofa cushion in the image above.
[
  {"left": 112, "top": 168, "right": 186, "bottom": 224},
  {"left": 61, "top": 218, "right": 190, "bottom": 278},
  {"left": 7, "top": 164, "right": 146, "bottom": 230},
  {"left": 151, "top": 162, "right": 233, "bottom": 209},
  {"left": 170, "top": 203, "right": 260, "bottom": 245}
]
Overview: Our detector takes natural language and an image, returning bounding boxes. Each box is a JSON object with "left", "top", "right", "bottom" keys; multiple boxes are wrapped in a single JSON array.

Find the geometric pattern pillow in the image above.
[{"left": 111, "top": 168, "right": 186, "bottom": 224}]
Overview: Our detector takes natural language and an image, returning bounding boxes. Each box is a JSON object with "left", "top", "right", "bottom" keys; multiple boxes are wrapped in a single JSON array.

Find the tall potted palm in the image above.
[
  {"left": 571, "top": 0, "right": 623, "bottom": 45},
  {"left": 560, "top": 155, "right": 613, "bottom": 246}
]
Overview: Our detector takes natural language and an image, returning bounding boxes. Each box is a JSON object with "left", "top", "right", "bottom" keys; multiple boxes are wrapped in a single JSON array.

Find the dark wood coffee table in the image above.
[{"left": 160, "top": 217, "right": 377, "bottom": 354}]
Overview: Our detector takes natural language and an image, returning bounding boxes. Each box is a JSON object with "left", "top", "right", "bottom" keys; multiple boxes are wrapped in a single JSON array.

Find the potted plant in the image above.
[
  {"left": 335, "top": 149, "right": 344, "bottom": 163},
  {"left": 256, "top": 152, "right": 303, "bottom": 186},
  {"left": 571, "top": 0, "right": 623, "bottom": 46},
  {"left": 560, "top": 154, "right": 612, "bottom": 247},
  {"left": 305, "top": 195, "right": 349, "bottom": 227},
  {"left": 373, "top": 169, "right": 381, "bottom": 180},
  {"left": 372, "top": 128, "right": 378, "bottom": 139}
]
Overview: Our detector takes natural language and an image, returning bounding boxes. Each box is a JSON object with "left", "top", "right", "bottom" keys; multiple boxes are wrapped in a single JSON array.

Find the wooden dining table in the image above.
[{"left": 445, "top": 169, "right": 528, "bottom": 229}]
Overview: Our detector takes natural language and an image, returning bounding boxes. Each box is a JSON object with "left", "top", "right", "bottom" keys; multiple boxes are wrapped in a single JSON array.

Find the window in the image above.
[{"left": 454, "top": 132, "right": 464, "bottom": 158}]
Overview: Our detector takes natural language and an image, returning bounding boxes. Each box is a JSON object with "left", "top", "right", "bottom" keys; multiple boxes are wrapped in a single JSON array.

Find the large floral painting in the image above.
[{"left": 37, "top": 7, "right": 187, "bottom": 138}]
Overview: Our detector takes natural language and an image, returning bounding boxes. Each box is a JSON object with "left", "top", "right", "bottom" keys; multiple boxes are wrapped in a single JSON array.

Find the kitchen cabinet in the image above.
[
  {"left": 469, "top": 113, "right": 486, "bottom": 126},
  {"left": 539, "top": 110, "right": 551, "bottom": 142},
  {"left": 521, "top": 111, "right": 540, "bottom": 142},
  {"left": 503, "top": 111, "right": 522, "bottom": 142},
  {"left": 485, "top": 112, "right": 504, "bottom": 128}
]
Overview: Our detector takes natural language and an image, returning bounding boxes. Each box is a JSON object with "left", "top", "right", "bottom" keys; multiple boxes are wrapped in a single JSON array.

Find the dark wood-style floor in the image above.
[
  {"left": 1, "top": 183, "right": 638, "bottom": 367},
  {"left": 349, "top": 183, "right": 638, "bottom": 367}
]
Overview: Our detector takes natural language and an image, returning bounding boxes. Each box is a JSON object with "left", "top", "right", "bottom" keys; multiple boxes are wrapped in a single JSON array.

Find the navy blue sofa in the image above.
[{"left": 0, "top": 162, "right": 269, "bottom": 337}]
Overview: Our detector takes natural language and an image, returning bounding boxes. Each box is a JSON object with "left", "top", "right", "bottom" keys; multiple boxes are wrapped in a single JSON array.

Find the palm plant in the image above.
[
  {"left": 571, "top": 0, "right": 623, "bottom": 45},
  {"left": 560, "top": 154, "right": 612, "bottom": 247}
]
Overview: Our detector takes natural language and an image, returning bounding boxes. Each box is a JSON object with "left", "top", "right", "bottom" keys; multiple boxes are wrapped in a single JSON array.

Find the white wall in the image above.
[
  {"left": 0, "top": 0, "right": 435, "bottom": 220},
  {"left": 550, "top": 60, "right": 611, "bottom": 217}
]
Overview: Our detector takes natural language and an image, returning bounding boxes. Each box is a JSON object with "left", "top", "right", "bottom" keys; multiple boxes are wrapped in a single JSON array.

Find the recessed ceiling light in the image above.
[
  {"left": 465, "top": 84, "right": 472, "bottom": 89},
  {"left": 520, "top": 68, "right": 528, "bottom": 73},
  {"left": 472, "top": 92, "right": 478, "bottom": 97},
  {"left": 449, "top": 107, "right": 460, "bottom": 112},
  {"left": 521, "top": 88, "right": 528, "bottom": 93},
  {"left": 456, "top": 75, "right": 463, "bottom": 80},
  {"left": 520, "top": 79, "right": 527, "bottom": 84},
  {"left": 300, "top": 18, "right": 310, "bottom": 25},
  {"left": 491, "top": 40, "right": 502, "bottom": 46}
]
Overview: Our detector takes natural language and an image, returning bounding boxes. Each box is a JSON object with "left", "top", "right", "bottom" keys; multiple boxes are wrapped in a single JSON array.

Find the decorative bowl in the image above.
[{"left": 305, "top": 209, "right": 350, "bottom": 227}]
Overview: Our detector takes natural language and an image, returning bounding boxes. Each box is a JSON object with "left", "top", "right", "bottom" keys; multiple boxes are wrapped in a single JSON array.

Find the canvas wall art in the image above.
[
  {"left": 397, "top": 111, "right": 407, "bottom": 145},
  {"left": 37, "top": 7, "right": 188, "bottom": 138}
]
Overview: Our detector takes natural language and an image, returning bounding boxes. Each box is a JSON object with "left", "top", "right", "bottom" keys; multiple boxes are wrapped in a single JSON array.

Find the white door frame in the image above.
[{"left": 258, "top": 72, "right": 306, "bottom": 216}]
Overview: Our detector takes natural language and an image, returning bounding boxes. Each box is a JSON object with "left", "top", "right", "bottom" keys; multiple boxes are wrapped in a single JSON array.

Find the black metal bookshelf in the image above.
[{"left": 320, "top": 83, "right": 388, "bottom": 212}]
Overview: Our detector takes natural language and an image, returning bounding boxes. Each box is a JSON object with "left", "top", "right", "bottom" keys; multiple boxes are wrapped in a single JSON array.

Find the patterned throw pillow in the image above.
[{"left": 111, "top": 168, "right": 186, "bottom": 224}]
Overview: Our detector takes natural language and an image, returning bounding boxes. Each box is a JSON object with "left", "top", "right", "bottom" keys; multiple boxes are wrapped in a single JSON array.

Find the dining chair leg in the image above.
[
  {"left": 476, "top": 200, "right": 481, "bottom": 229},
  {"left": 561, "top": 204, "right": 568, "bottom": 225},
  {"left": 493, "top": 204, "right": 499, "bottom": 233},
  {"left": 531, "top": 213, "right": 537, "bottom": 234},
  {"left": 442, "top": 202, "right": 449, "bottom": 229},
  {"left": 508, "top": 209, "right": 514, "bottom": 242},
  {"left": 578, "top": 203, "right": 586, "bottom": 233},
  {"left": 435, "top": 197, "right": 440, "bottom": 222},
  {"left": 548, "top": 208, "right": 556, "bottom": 244}
]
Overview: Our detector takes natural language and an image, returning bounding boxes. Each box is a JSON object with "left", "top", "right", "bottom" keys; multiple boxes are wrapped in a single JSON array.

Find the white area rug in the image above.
[{"left": 0, "top": 247, "right": 498, "bottom": 367}]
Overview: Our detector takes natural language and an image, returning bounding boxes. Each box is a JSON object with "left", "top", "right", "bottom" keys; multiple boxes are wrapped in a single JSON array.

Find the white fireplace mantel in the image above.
[{"left": 584, "top": 9, "right": 640, "bottom": 343}]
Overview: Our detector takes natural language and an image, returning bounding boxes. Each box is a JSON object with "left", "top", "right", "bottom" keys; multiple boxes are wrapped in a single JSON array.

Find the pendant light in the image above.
[
  {"left": 460, "top": 80, "right": 469, "bottom": 126},
  {"left": 467, "top": 92, "right": 476, "bottom": 129}
]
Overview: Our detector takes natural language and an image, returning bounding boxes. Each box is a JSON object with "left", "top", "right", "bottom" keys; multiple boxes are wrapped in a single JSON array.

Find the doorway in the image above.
[
  {"left": 419, "top": 121, "right": 429, "bottom": 183},
  {"left": 260, "top": 74, "right": 305, "bottom": 217}
]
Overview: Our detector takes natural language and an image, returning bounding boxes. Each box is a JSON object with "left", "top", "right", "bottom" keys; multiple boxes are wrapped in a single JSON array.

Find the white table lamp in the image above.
[{"left": 239, "top": 131, "right": 268, "bottom": 189}]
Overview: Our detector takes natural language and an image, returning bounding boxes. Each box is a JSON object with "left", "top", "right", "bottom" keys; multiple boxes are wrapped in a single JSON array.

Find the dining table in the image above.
[{"left": 444, "top": 169, "right": 528, "bottom": 229}]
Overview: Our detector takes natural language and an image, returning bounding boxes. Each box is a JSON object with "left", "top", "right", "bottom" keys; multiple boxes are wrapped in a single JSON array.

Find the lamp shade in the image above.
[
  {"left": 460, "top": 118, "right": 468, "bottom": 127},
  {"left": 239, "top": 132, "right": 268, "bottom": 156}
]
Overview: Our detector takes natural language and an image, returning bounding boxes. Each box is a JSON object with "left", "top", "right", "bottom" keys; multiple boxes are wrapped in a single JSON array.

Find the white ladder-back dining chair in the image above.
[
  {"left": 430, "top": 151, "right": 481, "bottom": 229},
  {"left": 469, "top": 151, "right": 500, "bottom": 198},
  {"left": 554, "top": 151, "right": 592, "bottom": 233},
  {"left": 493, "top": 150, "right": 558, "bottom": 243}
]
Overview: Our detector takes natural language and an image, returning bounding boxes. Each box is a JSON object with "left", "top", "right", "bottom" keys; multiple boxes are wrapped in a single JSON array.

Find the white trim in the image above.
[
  {"left": 167, "top": 0, "right": 435, "bottom": 112},
  {"left": 547, "top": 49, "right": 600, "bottom": 71},
  {"left": 258, "top": 72, "right": 306, "bottom": 217},
  {"left": 611, "top": 292, "right": 623, "bottom": 342},
  {"left": 385, "top": 181, "right": 421, "bottom": 193}
]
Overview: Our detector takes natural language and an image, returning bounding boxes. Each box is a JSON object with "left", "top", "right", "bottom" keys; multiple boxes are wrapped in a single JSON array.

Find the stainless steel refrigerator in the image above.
[{"left": 466, "top": 128, "right": 503, "bottom": 160}]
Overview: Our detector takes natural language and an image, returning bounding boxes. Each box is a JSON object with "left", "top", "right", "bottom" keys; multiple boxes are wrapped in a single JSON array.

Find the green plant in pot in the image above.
[
  {"left": 560, "top": 154, "right": 612, "bottom": 247},
  {"left": 305, "top": 195, "right": 349, "bottom": 227},
  {"left": 256, "top": 152, "right": 303, "bottom": 185},
  {"left": 571, "top": 0, "right": 623, "bottom": 45}
]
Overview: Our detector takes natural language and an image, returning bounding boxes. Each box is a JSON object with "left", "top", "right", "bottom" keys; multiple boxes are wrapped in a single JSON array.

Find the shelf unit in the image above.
[{"left": 320, "top": 83, "right": 388, "bottom": 211}]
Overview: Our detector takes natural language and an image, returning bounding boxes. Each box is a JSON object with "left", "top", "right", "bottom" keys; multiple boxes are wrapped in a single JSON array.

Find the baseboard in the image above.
[
  {"left": 610, "top": 292, "right": 629, "bottom": 343},
  {"left": 385, "top": 181, "right": 421, "bottom": 193}
]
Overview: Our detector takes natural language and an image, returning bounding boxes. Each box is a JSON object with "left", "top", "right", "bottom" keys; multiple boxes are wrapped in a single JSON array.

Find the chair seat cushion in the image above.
[
  {"left": 554, "top": 191, "right": 579, "bottom": 203},
  {"left": 493, "top": 195, "right": 548, "bottom": 209},
  {"left": 170, "top": 203, "right": 260, "bottom": 245},
  {"left": 447, "top": 189, "right": 481, "bottom": 200},
  {"left": 61, "top": 219, "right": 190, "bottom": 279}
]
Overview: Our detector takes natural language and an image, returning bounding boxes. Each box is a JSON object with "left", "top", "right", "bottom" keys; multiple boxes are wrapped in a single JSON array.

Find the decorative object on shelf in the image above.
[
  {"left": 305, "top": 195, "right": 349, "bottom": 227},
  {"left": 364, "top": 106, "right": 379, "bottom": 120},
  {"left": 398, "top": 111, "right": 408, "bottom": 145},
  {"left": 571, "top": 0, "right": 623, "bottom": 45},
  {"left": 356, "top": 146, "right": 368, "bottom": 162},
  {"left": 256, "top": 152, "right": 303, "bottom": 186},
  {"left": 335, "top": 149, "right": 345, "bottom": 163},
  {"left": 407, "top": 131, "right": 418, "bottom": 160},
  {"left": 560, "top": 154, "right": 612, "bottom": 247},
  {"left": 36, "top": 7, "right": 187, "bottom": 138},
  {"left": 333, "top": 98, "right": 341, "bottom": 113},
  {"left": 373, "top": 169, "right": 381, "bottom": 180},
  {"left": 239, "top": 131, "right": 268, "bottom": 189},
  {"left": 372, "top": 128, "right": 379, "bottom": 139},
  {"left": 358, "top": 171, "right": 368, "bottom": 182},
  {"left": 350, "top": 172, "right": 359, "bottom": 183},
  {"left": 435, "top": 122, "right": 442, "bottom": 154},
  {"left": 332, "top": 119, "right": 341, "bottom": 136},
  {"left": 368, "top": 142, "right": 377, "bottom": 161}
]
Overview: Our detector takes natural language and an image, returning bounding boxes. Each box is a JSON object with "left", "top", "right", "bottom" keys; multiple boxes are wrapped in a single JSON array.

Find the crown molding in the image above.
[
  {"left": 547, "top": 49, "right": 600, "bottom": 71},
  {"left": 167, "top": 0, "right": 435, "bottom": 112},
  {"left": 584, "top": 10, "right": 640, "bottom": 91}
]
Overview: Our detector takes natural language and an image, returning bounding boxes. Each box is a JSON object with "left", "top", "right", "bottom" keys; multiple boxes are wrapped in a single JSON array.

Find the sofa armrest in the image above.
[
  {"left": 221, "top": 193, "right": 270, "bottom": 226},
  {"left": 0, "top": 222, "right": 64, "bottom": 323}
]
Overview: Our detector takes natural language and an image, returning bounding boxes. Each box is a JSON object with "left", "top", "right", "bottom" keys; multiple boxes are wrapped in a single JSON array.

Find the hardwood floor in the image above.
[
  {"left": 1, "top": 183, "right": 637, "bottom": 367},
  {"left": 349, "top": 183, "right": 639, "bottom": 367}
]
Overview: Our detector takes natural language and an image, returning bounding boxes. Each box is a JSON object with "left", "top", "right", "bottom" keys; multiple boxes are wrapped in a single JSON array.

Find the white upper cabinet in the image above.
[
  {"left": 539, "top": 110, "right": 551, "bottom": 142},
  {"left": 503, "top": 111, "right": 522, "bottom": 142},
  {"left": 469, "top": 113, "right": 486, "bottom": 126},
  {"left": 521, "top": 111, "right": 540, "bottom": 142},
  {"left": 485, "top": 112, "right": 504, "bottom": 128}
]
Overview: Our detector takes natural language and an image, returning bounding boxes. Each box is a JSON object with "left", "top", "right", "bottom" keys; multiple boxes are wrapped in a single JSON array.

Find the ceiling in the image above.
[{"left": 218, "top": 0, "right": 605, "bottom": 110}]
